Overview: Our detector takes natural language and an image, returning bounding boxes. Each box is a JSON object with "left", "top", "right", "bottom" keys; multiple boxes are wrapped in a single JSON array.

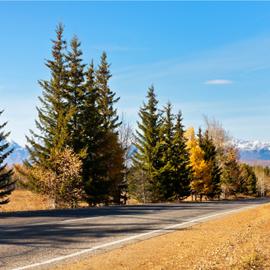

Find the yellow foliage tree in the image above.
[{"left": 185, "top": 127, "right": 210, "bottom": 200}]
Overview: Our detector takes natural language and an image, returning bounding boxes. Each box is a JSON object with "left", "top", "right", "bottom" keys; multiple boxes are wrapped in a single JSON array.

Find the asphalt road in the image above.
[{"left": 0, "top": 199, "right": 269, "bottom": 270}]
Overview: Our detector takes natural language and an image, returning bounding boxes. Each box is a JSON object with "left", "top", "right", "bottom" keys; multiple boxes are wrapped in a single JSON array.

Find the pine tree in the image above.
[
  {"left": 221, "top": 146, "right": 241, "bottom": 198},
  {"left": 153, "top": 108, "right": 191, "bottom": 201},
  {"left": 105, "top": 132, "right": 125, "bottom": 204},
  {"left": 26, "top": 23, "right": 71, "bottom": 167},
  {"left": 0, "top": 111, "right": 15, "bottom": 205},
  {"left": 96, "top": 52, "right": 120, "bottom": 130},
  {"left": 239, "top": 164, "right": 257, "bottom": 195},
  {"left": 134, "top": 86, "right": 160, "bottom": 201},
  {"left": 171, "top": 112, "right": 191, "bottom": 200},
  {"left": 65, "top": 36, "right": 86, "bottom": 153},
  {"left": 153, "top": 102, "right": 174, "bottom": 201},
  {"left": 81, "top": 62, "right": 120, "bottom": 205},
  {"left": 198, "top": 129, "right": 221, "bottom": 199},
  {"left": 79, "top": 62, "right": 107, "bottom": 205},
  {"left": 91, "top": 52, "right": 124, "bottom": 204}
]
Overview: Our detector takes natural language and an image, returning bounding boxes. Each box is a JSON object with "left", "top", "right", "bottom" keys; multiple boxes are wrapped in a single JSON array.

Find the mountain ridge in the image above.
[
  {"left": 232, "top": 139, "right": 270, "bottom": 161},
  {"left": 4, "top": 139, "right": 270, "bottom": 165}
]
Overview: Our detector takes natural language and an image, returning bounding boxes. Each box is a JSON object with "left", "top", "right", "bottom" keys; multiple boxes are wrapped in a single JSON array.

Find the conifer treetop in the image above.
[{"left": 0, "top": 110, "right": 15, "bottom": 205}]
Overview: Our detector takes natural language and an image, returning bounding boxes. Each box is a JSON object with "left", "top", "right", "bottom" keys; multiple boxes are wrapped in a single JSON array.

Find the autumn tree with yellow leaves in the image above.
[{"left": 185, "top": 127, "right": 211, "bottom": 200}]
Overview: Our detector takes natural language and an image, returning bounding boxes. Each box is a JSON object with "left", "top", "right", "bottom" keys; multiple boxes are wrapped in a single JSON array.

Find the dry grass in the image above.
[
  {"left": 0, "top": 189, "right": 51, "bottom": 212},
  {"left": 52, "top": 203, "right": 270, "bottom": 270}
]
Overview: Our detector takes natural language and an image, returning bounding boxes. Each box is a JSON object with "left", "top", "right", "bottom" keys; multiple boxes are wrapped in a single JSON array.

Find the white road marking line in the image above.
[{"left": 11, "top": 203, "right": 264, "bottom": 270}]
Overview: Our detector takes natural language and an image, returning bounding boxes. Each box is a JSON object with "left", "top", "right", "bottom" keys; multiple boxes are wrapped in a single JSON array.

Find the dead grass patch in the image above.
[{"left": 0, "top": 189, "right": 51, "bottom": 212}]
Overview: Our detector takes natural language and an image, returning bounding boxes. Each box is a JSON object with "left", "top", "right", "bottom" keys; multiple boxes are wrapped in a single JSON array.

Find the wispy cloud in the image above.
[
  {"left": 113, "top": 35, "right": 270, "bottom": 83},
  {"left": 204, "top": 79, "right": 233, "bottom": 85}
]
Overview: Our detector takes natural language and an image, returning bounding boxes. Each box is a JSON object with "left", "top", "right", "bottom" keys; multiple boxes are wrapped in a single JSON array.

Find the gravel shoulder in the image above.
[{"left": 52, "top": 202, "right": 270, "bottom": 270}]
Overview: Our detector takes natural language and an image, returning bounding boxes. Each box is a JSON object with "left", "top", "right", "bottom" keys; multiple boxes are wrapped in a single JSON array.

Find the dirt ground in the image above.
[
  {"left": 52, "top": 203, "right": 270, "bottom": 270},
  {"left": 0, "top": 189, "right": 51, "bottom": 212}
]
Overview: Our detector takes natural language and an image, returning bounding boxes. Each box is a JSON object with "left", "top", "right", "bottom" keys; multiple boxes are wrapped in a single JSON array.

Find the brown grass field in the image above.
[
  {"left": 0, "top": 189, "right": 51, "bottom": 212},
  {"left": 0, "top": 189, "right": 257, "bottom": 212},
  {"left": 51, "top": 203, "right": 270, "bottom": 270}
]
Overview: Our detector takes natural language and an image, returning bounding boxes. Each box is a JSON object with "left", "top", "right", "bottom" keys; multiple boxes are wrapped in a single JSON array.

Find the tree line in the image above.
[
  {"left": 0, "top": 24, "right": 260, "bottom": 207},
  {"left": 128, "top": 88, "right": 257, "bottom": 202}
]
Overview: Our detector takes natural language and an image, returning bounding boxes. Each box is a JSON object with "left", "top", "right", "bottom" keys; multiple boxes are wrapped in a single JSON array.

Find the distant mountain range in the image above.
[
  {"left": 4, "top": 139, "right": 270, "bottom": 166},
  {"left": 232, "top": 139, "right": 270, "bottom": 162},
  {"left": 232, "top": 139, "right": 270, "bottom": 166},
  {"left": 5, "top": 140, "right": 29, "bottom": 165}
]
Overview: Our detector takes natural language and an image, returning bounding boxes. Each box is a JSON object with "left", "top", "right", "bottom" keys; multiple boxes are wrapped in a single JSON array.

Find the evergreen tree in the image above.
[
  {"left": 0, "top": 111, "right": 15, "bottom": 204},
  {"left": 198, "top": 129, "right": 221, "bottom": 199},
  {"left": 96, "top": 52, "right": 120, "bottom": 130},
  {"left": 84, "top": 129, "right": 124, "bottom": 205},
  {"left": 153, "top": 102, "right": 175, "bottom": 200},
  {"left": 134, "top": 86, "right": 160, "bottom": 201},
  {"left": 26, "top": 24, "right": 71, "bottom": 167},
  {"left": 221, "top": 146, "right": 241, "bottom": 198},
  {"left": 90, "top": 52, "right": 124, "bottom": 204},
  {"left": 239, "top": 163, "right": 257, "bottom": 195},
  {"left": 79, "top": 62, "right": 107, "bottom": 205},
  {"left": 65, "top": 36, "right": 86, "bottom": 153},
  {"left": 153, "top": 105, "right": 191, "bottom": 201},
  {"left": 105, "top": 132, "right": 125, "bottom": 204},
  {"left": 171, "top": 112, "right": 191, "bottom": 199}
]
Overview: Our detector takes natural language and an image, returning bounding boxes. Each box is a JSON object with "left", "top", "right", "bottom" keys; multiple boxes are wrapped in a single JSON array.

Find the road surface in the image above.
[{"left": 0, "top": 199, "right": 268, "bottom": 270}]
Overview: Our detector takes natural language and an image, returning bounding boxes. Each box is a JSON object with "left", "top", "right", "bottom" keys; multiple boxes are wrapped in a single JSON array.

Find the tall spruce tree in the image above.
[
  {"left": 155, "top": 107, "right": 191, "bottom": 201},
  {"left": 153, "top": 102, "right": 175, "bottom": 201},
  {"left": 239, "top": 163, "right": 257, "bottom": 195},
  {"left": 81, "top": 62, "right": 111, "bottom": 205},
  {"left": 198, "top": 129, "right": 221, "bottom": 199},
  {"left": 171, "top": 112, "right": 191, "bottom": 199},
  {"left": 221, "top": 146, "right": 241, "bottom": 198},
  {"left": 65, "top": 36, "right": 86, "bottom": 153},
  {"left": 0, "top": 111, "right": 15, "bottom": 204},
  {"left": 26, "top": 24, "right": 71, "bottom": 167},
  {"left": 134, "top": 86, "right": 160, "bottom": 201},
  {"left": 92, "top": 52, "right": 124, "bottom": 204},
  {"left": 96, "top": 52, "right": 120, "bottom": 130}
]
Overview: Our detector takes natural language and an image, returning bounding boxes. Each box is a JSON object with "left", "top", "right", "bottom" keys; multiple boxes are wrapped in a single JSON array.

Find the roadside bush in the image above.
[{"left": 31, "top": 148, "right": 83, "bottom": 208}]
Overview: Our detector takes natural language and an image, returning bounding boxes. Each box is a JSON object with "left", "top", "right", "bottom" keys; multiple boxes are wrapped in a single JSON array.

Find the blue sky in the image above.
[{"left": 1, "top": 2, "right": 270, "bottom": 145}]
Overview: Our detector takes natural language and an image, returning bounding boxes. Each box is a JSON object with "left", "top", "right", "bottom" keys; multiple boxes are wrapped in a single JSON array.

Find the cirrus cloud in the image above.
[{"left": 204, "top": 79, "right": 233, "bottom": 85}]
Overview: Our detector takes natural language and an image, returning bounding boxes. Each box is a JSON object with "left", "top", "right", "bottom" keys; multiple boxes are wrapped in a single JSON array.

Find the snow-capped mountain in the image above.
[
  {"left": 233, "top": 139, "right": 270, "bottom": 161},
  {"left": 4, "top": 140, "right": 29, "bottom": 165}
]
